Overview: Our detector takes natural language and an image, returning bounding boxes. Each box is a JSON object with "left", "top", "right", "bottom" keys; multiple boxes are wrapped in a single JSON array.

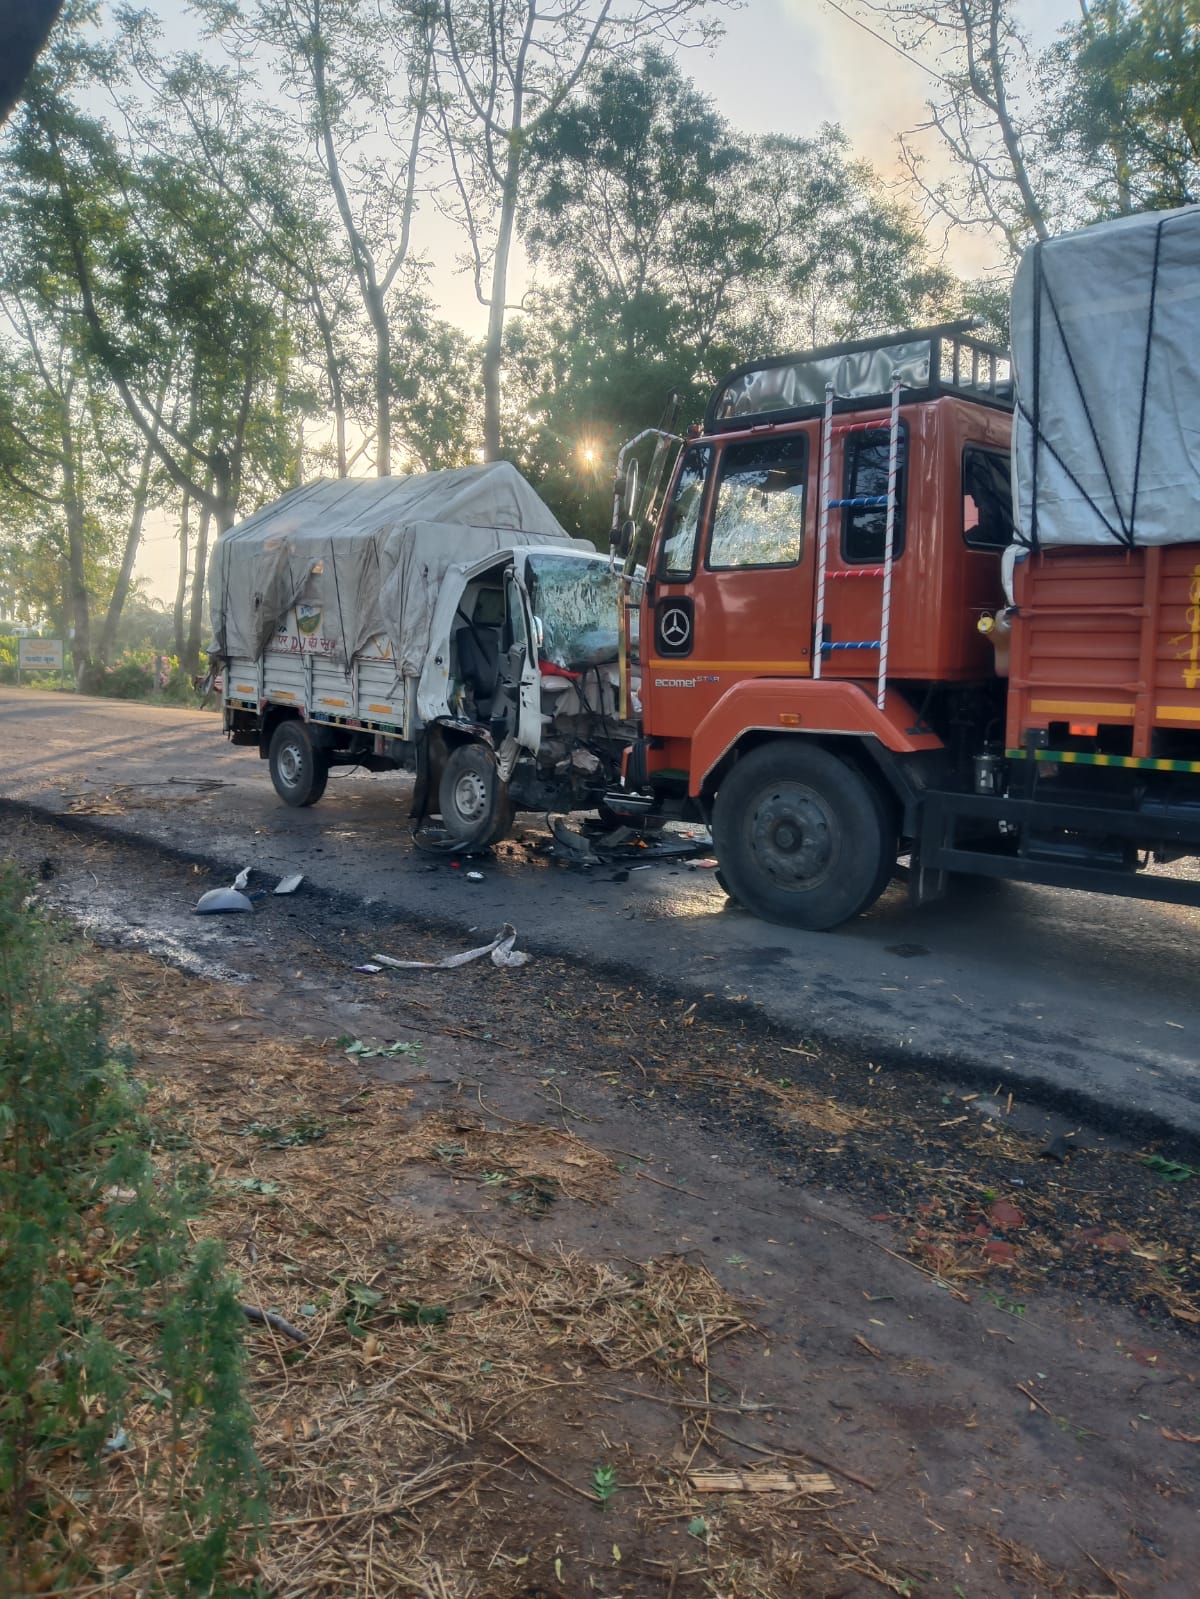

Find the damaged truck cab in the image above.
[{"left": 210, "top": 464, "right": 634, "bottom": 848}]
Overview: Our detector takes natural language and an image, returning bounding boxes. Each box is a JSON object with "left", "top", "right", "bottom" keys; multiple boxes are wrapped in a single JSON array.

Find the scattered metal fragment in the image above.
[
  {"left": 195, "top": 886, "right": 254, "bottom": 914},
  {"left": 372, "top": 923, "right": 530, "bottom": 971},
  {"left": 274, "top": 873, "right": 304, "bottom": 895}
]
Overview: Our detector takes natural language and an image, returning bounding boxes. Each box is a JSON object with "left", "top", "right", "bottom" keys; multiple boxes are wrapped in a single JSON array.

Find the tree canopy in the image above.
[{"left": 0, "top": 0, "right": 1192, "bottom": 669}]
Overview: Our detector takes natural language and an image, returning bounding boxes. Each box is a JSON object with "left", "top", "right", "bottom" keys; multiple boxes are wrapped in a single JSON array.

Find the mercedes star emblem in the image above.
[{"left": 660, "top": 606, "right": 691, "bottom": 649}]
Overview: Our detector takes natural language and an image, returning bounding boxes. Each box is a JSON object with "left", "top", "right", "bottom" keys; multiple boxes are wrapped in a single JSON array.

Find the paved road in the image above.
[{"left": 3, "top": 685, "right": 1199, "bottom": 1138}]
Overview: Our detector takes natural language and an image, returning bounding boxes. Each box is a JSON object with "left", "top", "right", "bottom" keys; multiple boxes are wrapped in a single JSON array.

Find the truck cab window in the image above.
[
  {"left": 962, "top": 447, "right": 1014, "bottom": 550},
  {"left": 660, "top": 446, "right": 710, "bottom": 579},
  {"left": 841, "top": 428, "right": 908, "bottom": 563},
  {"left": 708, "top": 434, "right": 807, "bottom": 569}
]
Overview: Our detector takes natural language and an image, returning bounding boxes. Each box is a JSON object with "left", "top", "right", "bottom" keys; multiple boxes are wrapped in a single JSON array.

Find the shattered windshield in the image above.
[{"left": 526, "top": 553, "right": 622, "bottom": 670}]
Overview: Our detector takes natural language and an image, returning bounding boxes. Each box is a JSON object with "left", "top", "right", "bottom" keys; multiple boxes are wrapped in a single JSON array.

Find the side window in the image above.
[
  {"left": 660, "top": 446, "right": 710, "bottom": 579},
  {"left": 708, "top": 434, "right": 807, "bottom": 569},
  {"left": 962, "top": 447, "right": 1013, "bottom": 550},
  {"left": 841, "top": 428, "right": 908, "bottom": 563}
]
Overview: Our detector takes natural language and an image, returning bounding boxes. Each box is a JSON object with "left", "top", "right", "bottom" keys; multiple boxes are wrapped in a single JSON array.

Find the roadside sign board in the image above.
[{"left": 18, "top": 638, "right": 65, "bottom": 672}]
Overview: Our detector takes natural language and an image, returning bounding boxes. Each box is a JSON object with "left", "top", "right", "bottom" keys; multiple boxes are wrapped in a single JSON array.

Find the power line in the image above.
[{"left": 822, "top": 0, "right": 955, "bottom": 88}]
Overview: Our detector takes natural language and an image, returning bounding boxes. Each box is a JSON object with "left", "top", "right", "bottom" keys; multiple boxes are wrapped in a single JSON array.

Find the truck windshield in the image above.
[{"left": 526, "top": 553, "right": 622, "bottom": 670}]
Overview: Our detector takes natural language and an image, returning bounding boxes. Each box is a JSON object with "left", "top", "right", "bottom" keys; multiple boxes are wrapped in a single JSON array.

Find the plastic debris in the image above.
[
  {"left": 550, "top": 814, "right": 600, "bottom": 862},
  {"left": 195, "top": 886, "right": 254, "bottom": 915},
  {"left": 371, "top": 923, "right": 530, "bottom": 971},
  {"left": 232, "top": 866, "right": 252, "bottom": 890},
  {"left": 102, "top": 1428, "right": 129, "bottom": 1455},
  {"left": 466, "top": 870, "right": 485, "bottom": 882},
  {"left": 353, "top": 963, "right": 384, "bottom": 974},
  {"left": 274, "top": 873, "right": 304, "bottom": 895}
]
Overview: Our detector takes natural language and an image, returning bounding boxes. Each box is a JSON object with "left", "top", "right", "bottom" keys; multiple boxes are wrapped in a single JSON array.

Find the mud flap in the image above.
[{"left": 412, "top": 732, "right": 434, "bottom": 822}]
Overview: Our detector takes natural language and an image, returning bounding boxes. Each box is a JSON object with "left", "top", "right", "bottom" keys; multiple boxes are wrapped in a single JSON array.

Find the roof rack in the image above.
[{"left": 704, "top": 320, "right": 1012, "bottom": 432}]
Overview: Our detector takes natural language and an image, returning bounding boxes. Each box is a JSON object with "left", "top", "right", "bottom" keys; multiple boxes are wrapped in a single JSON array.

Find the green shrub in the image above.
[
  {"left": 96, "top": 657, "right": 156, "bottom": 699},
  {"left": 0, "top": 866, "right": 266, "bottom": 1593}
]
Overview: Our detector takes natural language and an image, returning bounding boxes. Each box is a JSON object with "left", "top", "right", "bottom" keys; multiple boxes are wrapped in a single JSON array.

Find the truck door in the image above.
[
  {"left": 647, "top": 431, "right": 813, "bottom": 740},
  {"left": 506, "top": 563, "right": 542, "bottom": 759}
]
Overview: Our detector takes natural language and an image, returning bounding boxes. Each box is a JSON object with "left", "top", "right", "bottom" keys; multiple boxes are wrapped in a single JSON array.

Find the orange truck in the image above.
[{"left": 608, "top": 207, "right": 1200, "bottom": 928}]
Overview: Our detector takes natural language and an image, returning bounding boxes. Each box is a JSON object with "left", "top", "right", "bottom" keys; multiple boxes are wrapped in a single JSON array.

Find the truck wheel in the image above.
[
  {"left": 712, "top": 741, "right": 894, "bottom": 930},
  {"left": 438, "top": 742, "right": 513, "bottom": 849},
  {"left": 268, "top": 719, "right": 329, "bottom": 807}
]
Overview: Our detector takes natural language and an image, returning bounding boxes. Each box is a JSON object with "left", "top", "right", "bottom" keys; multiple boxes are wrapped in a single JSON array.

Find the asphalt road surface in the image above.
[{"left": 3, "top": 685, "right": 1199, "bottom": 1138}]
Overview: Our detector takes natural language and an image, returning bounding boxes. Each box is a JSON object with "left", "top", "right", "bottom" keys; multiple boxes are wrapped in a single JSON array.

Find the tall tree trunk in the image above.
[
  {"left": 185, "top": 502, "right": 212, "bottom": 675},
  {"left": 174, "top": 488, "right": 190, "bottom": 662},
  {"left": 98, "top": 425, "right": 158, "bottom": 665},
  {"left": 367, "top": 287, "right": 392, "bottom": 475},
  {"left": 482, "top": 143, "right": 522, "bottom": 463},
  {"left": 58, "top": 420, "right": 93, "bottom": 687}
]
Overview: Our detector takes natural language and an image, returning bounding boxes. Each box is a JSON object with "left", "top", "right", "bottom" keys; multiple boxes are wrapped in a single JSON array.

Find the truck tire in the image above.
[
  {"left": 712, "top": 741, "right": 894, "bottom": 930},
  {"left": 438, "top": 741, "right": 513, "bottom": 849},
  {"left": 268, "top": 719, "right": 329, "bottom": 807}
]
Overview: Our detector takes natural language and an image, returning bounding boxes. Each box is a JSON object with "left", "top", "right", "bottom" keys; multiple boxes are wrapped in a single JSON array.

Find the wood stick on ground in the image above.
[
  {"left": 1080, "top": 1545, "right": 1135, "bottom": 1599},
  {"left": 493, "top": 1432, "right": 600, "bottom": 1504},
  {"left": 607, "top": 1386, "right": 783, "bottom": 1416},
  {"left": 636, "top": 1169, "right": 705, "bottom": 1200},
  {"left": 241, "top": 1304, "right": 308, "bottom": 1343},
  {"left": 689, "top": 1469, "right": 838, "bottom": 1495},
  {"left": 1015, "top": 1381, "right": 1055, "bottom": 1420},
  {"left": 705, "top": 1421, "right": 877, "bottom": 1493},
  {"left": 867, "top": 1239, "right": 972, "bottom": 1303}
]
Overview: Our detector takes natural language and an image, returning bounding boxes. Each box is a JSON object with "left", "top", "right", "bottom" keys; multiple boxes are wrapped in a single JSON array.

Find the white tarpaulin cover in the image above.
[
  {"left": 208, "top": 464, "right": 587, "bottom": 673},
  {"left": 1011, "top": 205, "right": 1200, "bottom": 548}
]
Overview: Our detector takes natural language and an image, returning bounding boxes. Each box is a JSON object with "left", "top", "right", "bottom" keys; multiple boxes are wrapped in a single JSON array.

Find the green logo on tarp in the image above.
[{"left": 296, "top": 604, "right": 322, "bottom": 636}]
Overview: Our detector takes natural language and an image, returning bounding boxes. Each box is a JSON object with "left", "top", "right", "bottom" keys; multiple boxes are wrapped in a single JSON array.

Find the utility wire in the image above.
[{"left": 822, "top": 0, "right": 955, "bottom": 87}]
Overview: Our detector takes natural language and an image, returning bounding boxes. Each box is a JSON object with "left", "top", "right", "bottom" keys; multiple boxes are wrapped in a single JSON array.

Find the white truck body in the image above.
[{"left": 209, "top": 465, "right": 635, "bottom": 842}]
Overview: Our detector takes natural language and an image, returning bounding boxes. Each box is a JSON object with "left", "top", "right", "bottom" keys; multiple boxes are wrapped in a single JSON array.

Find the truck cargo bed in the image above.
[
  {"left": 1008, "top": 544, "right": 1200, "bottom": 768},
  {"left": 225, "top": 643, "right": 413, "bottom": 740}
]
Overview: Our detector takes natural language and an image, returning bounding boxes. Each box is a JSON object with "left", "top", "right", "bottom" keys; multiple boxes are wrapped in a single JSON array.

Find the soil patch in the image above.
[{"left": 8, "top": 814, "right": 1200, "bottom": 1598}]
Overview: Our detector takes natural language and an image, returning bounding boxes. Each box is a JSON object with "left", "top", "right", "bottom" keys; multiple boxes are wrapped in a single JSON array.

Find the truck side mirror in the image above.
[
  {"left": 611, "top": 518, "right": 635, "bottom": 559},
  {"left": 623, "top": 460, "right": 640, "bottom": 517}
]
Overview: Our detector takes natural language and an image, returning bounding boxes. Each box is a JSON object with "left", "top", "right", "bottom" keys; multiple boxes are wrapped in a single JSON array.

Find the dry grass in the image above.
[{"left": 37, "top": 947, "right": 854, "bottom": 1598}]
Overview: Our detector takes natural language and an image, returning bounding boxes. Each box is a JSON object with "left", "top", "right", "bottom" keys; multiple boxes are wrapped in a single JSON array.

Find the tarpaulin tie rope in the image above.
[{"left": 1129, "top": 217, "right": 1166, "bottom": 543}]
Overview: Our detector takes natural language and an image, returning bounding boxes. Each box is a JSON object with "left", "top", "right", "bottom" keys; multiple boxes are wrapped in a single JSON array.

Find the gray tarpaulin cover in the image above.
[
  {"left": 1011, "top": 205, "right": 1200, "bottom": 548},
  {"left": 208, "top": 463, "right": 586, "bottom": 672}
]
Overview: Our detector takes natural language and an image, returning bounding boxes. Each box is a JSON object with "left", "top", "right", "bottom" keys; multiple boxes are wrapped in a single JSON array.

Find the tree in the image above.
[
  {"left": 434, "top": 0, "right": 726, "bottom": 463},
  {"left": 1050, "top": 0, "right": 1200, "bottom": 214},
  {"left": 848, "top": 1, "right": 1054, "bottom": 255},
  {"left": 1, "top": 7, "right": 311, "bottom": 671},
  {"left": 197, "top": 0, "right": 439, "bottom": 476},
  {"left": 508, "top": 52, "right": 954, "bottom": 541}
]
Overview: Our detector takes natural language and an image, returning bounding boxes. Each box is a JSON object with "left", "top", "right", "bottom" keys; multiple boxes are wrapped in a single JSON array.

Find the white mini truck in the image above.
[{"left": 208, "top": 464, "right": 635, "bottom": 847}]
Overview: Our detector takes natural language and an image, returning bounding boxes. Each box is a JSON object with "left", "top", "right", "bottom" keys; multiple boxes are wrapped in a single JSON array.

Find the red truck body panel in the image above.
[{"left": 1008, "top": 544, "right": 1200, "bottom": 763}]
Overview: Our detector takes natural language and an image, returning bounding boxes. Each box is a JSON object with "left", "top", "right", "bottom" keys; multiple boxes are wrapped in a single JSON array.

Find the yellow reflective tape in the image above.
[
  {"left": 1155, "top": 705, "right": 1200, "bottom": 722},
  {"left": 1030, "top": 699, "right": 1135, "bottom": 717}
]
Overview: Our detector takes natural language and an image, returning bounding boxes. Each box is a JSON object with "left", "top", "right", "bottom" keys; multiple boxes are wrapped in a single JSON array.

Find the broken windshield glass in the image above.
[{"left": 525, "top": 553, "right": 621, "bottom": 669}]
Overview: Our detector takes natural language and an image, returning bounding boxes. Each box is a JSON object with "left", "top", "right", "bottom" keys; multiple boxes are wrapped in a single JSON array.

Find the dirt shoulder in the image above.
[{"left": 9, "top": 811, "right": 1200, "bottom": 1599}]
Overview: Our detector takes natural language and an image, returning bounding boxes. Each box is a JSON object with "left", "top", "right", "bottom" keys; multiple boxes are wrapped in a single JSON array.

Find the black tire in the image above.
[
  {"left": 711, "top": 741, "right": 894, "bottom": 930},
  {"left": 438, "top": 741, "right": 513, "bottom": 849},
  {"left": 268, "top": 718, "right": 329, "bottom": 808}
]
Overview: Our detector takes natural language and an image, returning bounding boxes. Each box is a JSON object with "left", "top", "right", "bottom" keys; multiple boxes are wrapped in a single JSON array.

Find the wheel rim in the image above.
[
  {"left": 450, "top": 769, "right": 490, "bottom": 825},
  {"left": 748, "top": 782, "right": 837, "bottom": 890},
  {"left": 277, "top": 741, "right": 304, "bottom": 789}
]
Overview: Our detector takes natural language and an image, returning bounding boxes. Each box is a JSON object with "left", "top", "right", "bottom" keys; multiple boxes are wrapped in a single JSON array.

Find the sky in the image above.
[{"left": 130, "top": 0, "right": 1079, "bottom": 602}]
